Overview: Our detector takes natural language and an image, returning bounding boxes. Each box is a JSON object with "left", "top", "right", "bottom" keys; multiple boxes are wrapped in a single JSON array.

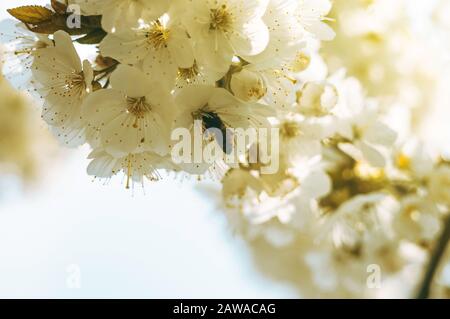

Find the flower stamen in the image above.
[
  {"left": 126, "top": 96, "right": 152, "bottom": 120},
  {"left": 209, "top": 5, "right": 233, "bottom": 32},
  {"left": 145, "top": 20, "right": 170, "bottom": 50}
]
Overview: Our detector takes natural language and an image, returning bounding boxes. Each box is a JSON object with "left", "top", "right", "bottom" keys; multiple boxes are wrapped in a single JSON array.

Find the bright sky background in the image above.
[{"left": 0, "top": 0, "right": 297, "bottom": 298}]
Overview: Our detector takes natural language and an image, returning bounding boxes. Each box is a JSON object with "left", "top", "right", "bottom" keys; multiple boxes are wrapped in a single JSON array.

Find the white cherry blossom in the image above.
[
  {"left": 182, "top": 0, "right": 270, "bottom": 72},
  {"left": 100, "top": 15, "right": 194, "bottom": 86},
  {"left": 82, "top": 65, "right": 173, "bottom": 157},
  {"left": 31, "top": 31, "right": 93, "bottom": 146}
]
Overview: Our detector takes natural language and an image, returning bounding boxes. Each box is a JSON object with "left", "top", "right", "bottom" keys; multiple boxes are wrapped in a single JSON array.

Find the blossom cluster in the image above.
[
  {"left": 222, "top": 71, "right": 450, "bottom": 297},
  {"left": 219, "top": 0, "right": 450, "bottom": 297},
  {"left": 6, "top": 0, "right": 333, "bottom": 187}
]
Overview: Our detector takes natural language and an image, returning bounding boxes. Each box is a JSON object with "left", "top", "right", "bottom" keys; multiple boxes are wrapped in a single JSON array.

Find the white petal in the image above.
[
  {"left": 53, "top": 31, "right": 82, "bottom": 72},
  {"left": 87, "top": 154, "right": 118, "bottom": 178},
  {"left": 102, "top": 113, "right": 142, "bottom": 157},
  {"left": 82, "top": 89, "right": 125, "bottom": 129},
  {"left": 357, "top": 141, "right": 386, "bottom": 168},
  {"left": 168, "top": 28, "right": 195, "bottom": 68},
  {"left": 364, "top": 121, "right": 397, "bottom": 146},
  {"left": 302, "top": 170, "right": 332, "bottom": 199},
  {"left": 229, "top": 19, "right": 269, "bottom": 56},
  {"left": 100, "top": 34, "right": 149, "bottom": 65},
  {"left": 110, "top": 65, "right": 152, "bottom": 97}
]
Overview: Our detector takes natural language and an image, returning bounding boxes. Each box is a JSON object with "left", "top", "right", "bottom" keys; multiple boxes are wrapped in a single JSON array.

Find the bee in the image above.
[{"left": 196, "top": 110, "right": 233, "bottom": 154}]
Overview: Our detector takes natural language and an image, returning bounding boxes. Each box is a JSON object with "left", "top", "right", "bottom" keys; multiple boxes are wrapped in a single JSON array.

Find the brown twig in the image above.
[{"left": 416, "top": 214, "right": 450, "bottom": 299}]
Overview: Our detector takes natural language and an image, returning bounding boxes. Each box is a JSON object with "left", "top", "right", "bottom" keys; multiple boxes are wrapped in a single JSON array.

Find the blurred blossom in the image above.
[
  {"left": 321, "top": 0, "right": 450, "bottom": 138},
  {"left": 0, "top": 50, "right": 56, "bottom": 183},
  {"left": 219, "top": 0, "right": 450, "bottom": 296}
]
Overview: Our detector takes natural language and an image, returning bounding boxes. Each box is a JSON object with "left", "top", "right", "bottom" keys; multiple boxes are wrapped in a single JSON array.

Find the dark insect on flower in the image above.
[{"left": 201, "top": 111, "right": 233, "bottom": 155}]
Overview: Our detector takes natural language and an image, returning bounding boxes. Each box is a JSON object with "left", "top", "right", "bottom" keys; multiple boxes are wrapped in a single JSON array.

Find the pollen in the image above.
[
  {"left": 145, "top": 20, "right": 170, "bottom": 50},
  {"left": 280, "top": 121, "right": 302, "bottom": 139},
  {"left": 290, "top": 52, "right": 311, "bottom": 73},
  {"left": 209, "top": 5, "right": 233, "bottom": 32},
  {"left": 247, "top": 81, "right": 267, "bottom": 100},
  {"left": 396, "top": 153, "right": 411, "bottom": 170}
]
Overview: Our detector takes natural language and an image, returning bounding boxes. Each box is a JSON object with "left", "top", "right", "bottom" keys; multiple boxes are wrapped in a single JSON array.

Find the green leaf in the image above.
[
  {"left": 25, "top": 20, "right": 62, "bottom": 34},
  {"left": 76, "top": 28, "right": 107, "bottom": 44},
  {"left": 7, "top": 5, "right": 54, "bottom": 24},
  {"left": 80, "top": 15, "right": 103, "bottom": 29}
]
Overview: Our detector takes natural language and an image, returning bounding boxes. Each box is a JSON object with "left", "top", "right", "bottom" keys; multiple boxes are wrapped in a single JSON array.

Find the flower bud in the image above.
[
  {"left": 297, "top": 82, "right": 338, "bottom": 116},
  {"left": 230, "top": 69, "right": 267, "bottom": 102}
]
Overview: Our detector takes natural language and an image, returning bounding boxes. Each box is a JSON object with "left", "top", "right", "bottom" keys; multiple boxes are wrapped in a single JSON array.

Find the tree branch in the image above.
[{"left": 416, "top": 214, "right": 450, "bottom": 299}]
